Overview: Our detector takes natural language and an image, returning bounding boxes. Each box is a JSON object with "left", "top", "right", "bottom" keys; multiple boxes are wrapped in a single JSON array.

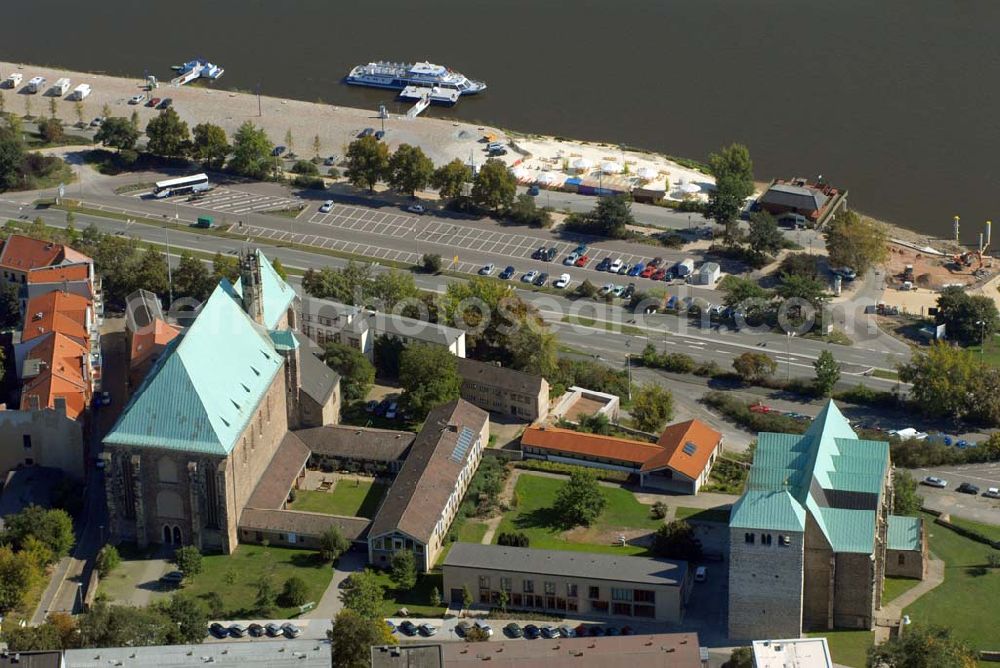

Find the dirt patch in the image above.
[
  {"left": 884, "top": 242, "right": 996, "bottom": 292},
  {"left": 563, "top": 525, "right": 651, "bottom": 547}
]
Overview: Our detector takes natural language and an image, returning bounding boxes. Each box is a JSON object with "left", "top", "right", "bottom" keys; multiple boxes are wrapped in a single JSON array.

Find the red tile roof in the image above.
[
  {"left": 129, "top": 318, "right": 180, "bottom": 370},
  {"left": 21, "top": 291, "right": 91, "bottom": 343},
  {"left": 0, "top": 235, "right": 65, "bottom": 272},
  {"left": 647, "top": 419, "right": 723, "bottom": 477},
  {"left": 20, "top": 332, "right": 90, "bottom": 419},
  {"left": 26, "top": 263, "right": 91, "bottom": 285},
  {"left": 521, "top": 426, "right": 664, "bottom": 466}
]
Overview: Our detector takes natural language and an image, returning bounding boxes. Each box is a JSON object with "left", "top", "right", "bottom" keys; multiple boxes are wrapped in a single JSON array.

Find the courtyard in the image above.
[{"left": 290, "top": 473, "right": 387, "bottom": 519}]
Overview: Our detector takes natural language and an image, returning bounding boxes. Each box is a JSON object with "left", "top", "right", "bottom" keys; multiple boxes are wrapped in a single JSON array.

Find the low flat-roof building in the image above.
[
  {"left": 372, "top": 633, "right": 704, "bottom": 668},
  {"left": 63, "top": 639, "right": 331, "bottom": 668},
  {"left": 520, "top": 419, "right": 723, "bottom": 493},
  {"left": 458, "top": 357, "right": 549, "bottom": 422},
  {"left": 752, "top": 637, "right": 833, "bottom": 668},
  {"left": 442, "top": 543, "right": 689, "bottom": 623},
  {"left": 549, "top": 386, "right": 620, "bottom": 423},
  {"left": 368, "top": 400, "right": 489, "bottom": 572}
]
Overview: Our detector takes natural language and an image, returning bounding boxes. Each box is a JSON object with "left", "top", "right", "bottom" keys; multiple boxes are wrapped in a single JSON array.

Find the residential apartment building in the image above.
[
  {"left": 300, "top": 297, "right": 466, "bottom": 361},
  {"left": 443, "top": 543, "right": 689, "bottom": 623},
  {"left": 728, "top": 400, "right": 925, "bottom": 640},
  {"left": 458, "top": 357, "right": 549, "bottom": 421},
  {"left": 368, "top": 400, "right": 489, "bottom": 572},
  {"left": 0, "top": 234, "right": 93, "bottom": 287}
]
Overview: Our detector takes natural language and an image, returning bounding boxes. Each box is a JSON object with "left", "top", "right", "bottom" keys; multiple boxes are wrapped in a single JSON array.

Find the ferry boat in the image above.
[
  {"left": 170, "top": 59, "right": 225, "bottom": 86},
  {"left": 345, "top": 61, "right": 486, "bottom": 95}
]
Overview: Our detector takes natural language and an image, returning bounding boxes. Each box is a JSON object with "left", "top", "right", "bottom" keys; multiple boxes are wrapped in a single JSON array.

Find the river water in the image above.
[{"left": 6, "top": 0, "right": 1000, "bottom": 240}]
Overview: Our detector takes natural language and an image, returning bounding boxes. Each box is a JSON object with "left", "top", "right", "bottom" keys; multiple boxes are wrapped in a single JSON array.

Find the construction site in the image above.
[{"left": 884, "top": 220, "right": 996, "bottom": 292}]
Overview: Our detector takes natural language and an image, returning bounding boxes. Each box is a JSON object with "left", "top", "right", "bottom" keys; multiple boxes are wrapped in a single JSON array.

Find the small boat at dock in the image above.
[{"left": 170, "top": 58, "right": 225, "bottom": 86}]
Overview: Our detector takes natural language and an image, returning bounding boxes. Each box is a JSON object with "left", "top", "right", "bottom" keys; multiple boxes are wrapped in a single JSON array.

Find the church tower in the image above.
[{"left": 239, "top": 250, "right": 265, "bottom": 325}]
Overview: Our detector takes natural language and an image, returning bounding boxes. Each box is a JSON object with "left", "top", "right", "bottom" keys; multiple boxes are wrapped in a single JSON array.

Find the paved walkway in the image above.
[
  {"left": 873, "top": 557, "right": 946, "bottom": 643},
  {"left": 306, "top": 551, "right": 366, "bottom": 621}
]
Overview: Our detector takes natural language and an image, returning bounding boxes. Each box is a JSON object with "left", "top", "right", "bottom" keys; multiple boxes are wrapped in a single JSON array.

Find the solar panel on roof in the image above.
[
  {"left": 682, "top": 442, "right": 697, "bottom": 456},
  {"left": 450, "top": 427, "right": 476, "bottom": 463}
]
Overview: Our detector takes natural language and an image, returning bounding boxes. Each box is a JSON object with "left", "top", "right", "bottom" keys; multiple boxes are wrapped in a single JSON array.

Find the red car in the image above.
[
  {"left": 651, "top": 268, "right": 667, "bottom": 281},
  {"left": 147, "top": 97, "right": 161, "bottom": 107},
  {"left": 640, "top": 265, "right": 656, "bottom": 278},
  {"left": 749, "top": 403, "right": 773, "bottom": 414},
  {"left": 574, "top": 254, "right": 589, "bottom": 267}
]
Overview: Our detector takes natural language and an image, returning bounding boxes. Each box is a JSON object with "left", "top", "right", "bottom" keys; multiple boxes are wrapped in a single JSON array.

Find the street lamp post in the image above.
[
  {"left": 786, "top": 331, "right": 793, "bottom": 381},
  {"left": 625, "top": 339, "right": 633, "bottom": 402},
  {"left": 978, "top": 320, "right": 987, "bottom": 358}
]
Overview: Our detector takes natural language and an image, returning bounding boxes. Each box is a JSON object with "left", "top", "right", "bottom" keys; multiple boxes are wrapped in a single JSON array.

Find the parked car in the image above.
[
  {"left": 534, "top": 272, "right": 549, "bottom": 287},
  {"left": 628, "top": 262, "right": 645, "bottom": 277},
  {"left": 281, "top": 623, "right": 301, "bottom": 638},
  {"left": 695, "top": 566, "right": 708, "bottom": 582},
  {"left": 609, "top": 258, "right": 624, "bottom": 273},
  {"left": 146, "top": 97, "right": 161, "bottom": 107},
  {"left": 374, "top": 399, "right": 390, "bottom": 416},
  {"left": 90, "top": 117, "right": 105, "bottom": 127},
  {"left": 93, "top": 391, "right": 112, "bottom": 407},
  {"left": 229, "top": 624, "right": 248, "bottom": 638},
  {"left": 651, "top": 268, "right": 667, "bottom": 281},
  {"left": 620, "top": 625, "right": 634, "bottom": 635},
  {"left": 596, "top": 257, "right": 612, "bottom": 272},
  {"left": 554, "top": 273, "right": 571, "bottom": 289},
  {"left": 248, "top": 623, "right": 264, "bottom": 637},
  {"left": 474, "top": 620, "right": 493, "bottom": 637},
  {"left": 418, "top": 623, "right": 438, "bottom": 637},
  {"left": 406, "top": 204, "right": 425, "bottom": 214},
  {"left": 523, "top": 624, "right": 541, "bottom": 639},
  {"left": 604, "top": 626, "right": 621, "bottom": 636},
  {"left": 499, "top": 265, "right": 516, "bottom": 280},
  {"left": 319, "top": 200, "right": 334, "bottom": 213},
  {"left": 265, "top": 623, "right": 282, "bottom": 637},
  {"left": 545, "top": 247, "right": 558, "bottom": 262},
  {"left": 385, "top": 401, "right": 398, "bottom": 420},
  {"left": 622, "top": 283, "right": 636, "bottom": 300},
  {"left": 359, "top": 128, "right": 374, "bottom": 138},
  {"left": 611, "top": 284, "right": 625, "bottom": 297},
  {"left": 749, "top": 402, "right": 773, "bottom": 414},
  {"left": 374, "top": 130, "right": 385, "bottom": 140},
  {"left": 590, "top": 626, "right": 606, "bottom": 636},
  {"left": 574, "top": 243, "right": 589, "bottom": 255},
  {"left": 922, "top": 476, "right": 947, "bottom": 488},
  {"left": 599, "top": 283, "right": 615, "bottom": 296},
  {"left": 558, "top": 625, "right": 577, "bottom": 638},
  {"left": 564, "top": 252, "right": 580, "bottom": 266},
  {"left": 528, "top": 185, "right": 540, "bottom": 196},
  {"left": 159, "top": 571, "right": 184, "bottom": 586},
  {"left": 385, "top": 620, "right": 396, "bottom": 634},
  {"left": 128, "top": 93, "right": 145, "bottom": 105},
  {"left": 455, "top": 621, "right": 470, "bottom": 638},
  {"left": 531, "top": 247, "right": 546, "bottom": 260},
  {"left": 323, "top": 155, "right": 338, "bottom": 166},
  {"left": 364, "top": 400, "right": 379, "bottom": 413},
  {"left": 648, "top": 256, "right": 663, "bottom": 268},
  {"left": 574, "top": 254, "right": 589, "bottom": 267},
  {"left": 159, "top": 98, "right": 173, "bottom": 109},
  {"left": 540, "top": 625, "right": 560, "bottom": 639},
  {"left": 271, "top": 145, "right": 287, "bottom": 157},
  {"left": 398, "top": 620, "right": 418, "bottom": 636},
  {"left": 985, "top": 487, "right": 1000, "bottom": 499},
  {"left": 479, "top": 263, "right": 496, "bottom": 276},
  {"left": 209, "top": 622, "right": 227, "bottom": 638},
  {"left": 522, "top": 270, "right": 539, "bottom": 283},
  {"left": 640, "top": 265, "right": 656, "bottom": 278},
  {"left": 504, "top": 622, "right": 523, "bottom": 638},
  {"left": 574, "top": 624, "right": 590, "bottom": 637},
  {"left": 957, "top": 482, "right": 980, "bottom": 495},
  {"left": 618, "top": 262, "right": 632, "bottom": 275}
]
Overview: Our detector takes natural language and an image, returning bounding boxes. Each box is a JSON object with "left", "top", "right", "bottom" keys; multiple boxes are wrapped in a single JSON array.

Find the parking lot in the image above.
[
  {"left": 133, "top": 187, "right": 302, "bottom": 216},
  {"left": 914, "top": 462, "right": 1000, "bottom": 525}
]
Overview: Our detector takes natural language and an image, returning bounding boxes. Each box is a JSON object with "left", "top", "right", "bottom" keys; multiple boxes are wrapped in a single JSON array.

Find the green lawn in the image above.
[
  {"left": 495, "top": 474, "right": 659, "bottom": 555},
  {"left": 676, "top": 506, "right": 731, "bottom": 524},
  {"left": 883, "top": 576, "right": 920, "bottom": 603},
  {"left": 806, "top": 630, "right": 873, "bottom": 668},
  {"left": 180, "top": 545, "right": 333, "bottom": 618},
  {"left": 370, "top": 570, "right": 447, "bottom": 618},
  {"left": 946, "top": 515, "right": 1000, "bottom": 543},
  {"left": 969, "top": 334, "right": 1000, "bottom": 367},
  {"left": 290, "top": 480, "right": 386, "bottom": 518},
  {"left": 903, "top": 513, "right": 1000, "bottom": 651},
  {"left": 435, "top": 519, "right": 490, "bottom": 566}
]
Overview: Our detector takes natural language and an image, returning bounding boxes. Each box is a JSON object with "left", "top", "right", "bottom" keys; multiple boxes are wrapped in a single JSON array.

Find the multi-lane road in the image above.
[{"left": 0, "top": 170, "right": 910, "bottom": 383}]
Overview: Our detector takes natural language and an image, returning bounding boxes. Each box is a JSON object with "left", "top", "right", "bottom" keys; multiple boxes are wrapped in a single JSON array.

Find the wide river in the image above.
[{"left": 6, "top": 0, "right": 1000, "bottom": 240}]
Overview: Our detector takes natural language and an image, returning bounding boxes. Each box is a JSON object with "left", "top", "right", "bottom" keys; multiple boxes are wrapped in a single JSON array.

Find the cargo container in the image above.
[
  {"left": 25, "top": 76, "right": 46, "bottom": 93},
  {"left": 675, "top": 258, "right": 695, "bottom": 277},
  {"left": 194, "top": 216, "right": 214, "bottom": 229},
  {"left": 53, "top": 78, "right": 71, "bottom": 96},
  {"left": 71, "top": 84, "right": 91, "bottom": 100}
]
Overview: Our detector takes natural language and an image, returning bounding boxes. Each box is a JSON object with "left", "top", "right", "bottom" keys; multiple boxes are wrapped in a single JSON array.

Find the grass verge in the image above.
[
  {"left": 883, "top": 576, "right": 920, "bottom": 603},
  {"left": 290, "top": 481, "right": 386, "bottom": 519},
  {"left": 675, "top": 507, "right": 731, "bottom": 524},
  {"left": 806, "top": 630, "right": 873, "bottom": 668}
]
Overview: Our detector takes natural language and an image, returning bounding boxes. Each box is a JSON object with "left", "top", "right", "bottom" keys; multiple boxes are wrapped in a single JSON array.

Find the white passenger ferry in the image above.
[{"left": 346, "top": 61, "right": 486, "bottom": 95}]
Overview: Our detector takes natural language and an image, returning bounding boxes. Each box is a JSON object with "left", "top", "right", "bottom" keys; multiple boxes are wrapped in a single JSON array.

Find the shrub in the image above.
[
  {"left": 421, "top": 253, "right": 442, "bottom": 274},
  {"left": 292, "top": 175, "right": 325, "bottom": 190},
  {"left": 327, "top": 167, "right": 341, "bottom": 178},
  {"left": 174, "top": 545, "right": 203, "bottom": 580},
  {"left": 204, "top": 591, "right": 225, "bottom": 618},
  {"left": 280, "top": 575, "right": 310, "bottom": 607},
  {"left": 651, "top": 501, "right": 668, "bottom": 519},
  {"left": 291, "top": 160, "right": 319, "bottom": 175},
  {"left": 497, "top": 531, "right": 530, "bottom": 548},
  {"left": 95, "top": 545, "right": 121, "bottom": 578}
]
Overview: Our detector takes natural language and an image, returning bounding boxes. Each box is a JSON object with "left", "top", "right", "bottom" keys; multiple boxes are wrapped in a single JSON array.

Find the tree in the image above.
[
  {"left": 0, "top": 546, "right": 41, "bottom": 613},
  {"left": 319, "top": 525, "right": 350, "bottom": 563},
  {"left": 6, "top": 616, "right": 76, "bottom": 651},
  {"left": 191, "top": 122, "right": 230, "bottom": 169},
  {"left": 719, "top": 275, "right": 771, "bottom": 321},
  {"left": 461, "top": 585, "right": 473, "bottom": 613},
  {"left": 442, "top": 276, "right": 540, "bottom": 355},
  {"left": 101, "top": 102, "right": 112, "bottom": 118},
  {"left": 129, "top": 109, "right": 140, "bottom": 130},
  {"left": 173, "top": 545, "right": 203, "bottom": 580},
  {"left": 630, "top": 383, "right": 674, "bottom": 432},
  {"left": 553, "top": 469, "right": 606, "bottom": 527},
  {"left": 323, "top": 341, "right": 375, "bottom": 401},
  {"left": 507, "top": 323, "right": 558, "bottom": 377},
  {"left": 38, "top": 117, "right": 64, "bottom": 144},
  {"left": 211, "top": 251, "right": 240, "bottom": 284},
  {"left": 204, "top": 590, "right": 224, "bottom": 618},
  {"left": 23, "top": 95, "right": 32, "bottom": 120},
  {"left": 432, "top": 158, "right": 472, "bottom": 200},
  {"left": 73, "top": 99, "right": 84, "bottom": 127},
  {"left": 578, "top": 412, "right": 612, "bottom": 435},
  {"left": 0, "top": 126, "right": 25, "bottom": 189},
  {"left": 390, "top": 549, "right": 417, "bottom": 590},
  {"left": 732, "top": 351, "right": 777, "bottom": 383},
  {"left": 866, "top": 623, "right": 976, "bottom": 668},
  {"left": 388, "top": 143, "right": 434, "bottom": 196},
  {"left": 344, "top": 135, "right": 389, "bottom": 192},
  {"left": 47, "top": 96, "right": 57, "bottom": 119},
  {"left": 589, "top": 194, "right": 636, "bottom": 239},
  {"left": 707, "top": 144, "right": 754, "bottom": 243},
  {"left": 145, "top": 108, "right": 190, "bottom": 158},
  {"left": 893, "top": 471, "right": 923, "bottom": 516},
  {"left": 271, "top": 257, "right": 287, "bottom": 280},
  {"left": 78, "top": 600, "right": 174, "bottom": 648},
  {"left": 95, "top": 117, "right": 139, "bottom": 152},
  {"left": 747, "top": 210, "right": 783, "bottom": 259},
  {"left": 825, "top": 209, "right": 889, "bottom": 278},
  {"left": 651, "top": 521, "right": 703, "bottom": 561},
  {"left": 724, "top": 647, "right": 754, "bottom": 668},
  {"left": 96, "top": 544, "right": 121, "bottom": 577},
  {"left": 422, "top": 253, "right": 442, "bottom": 273},
  {"left": 172, "top": 250, "right": 212, "bottom": 301},
  {"left": 935, "top": 285, "right": 1000, "bottom": 347},
  {"left": 497, "top": 588, "right": 509, "bottom": 613},
  {"left": 254, "top": 576, "right": 277, "bottom": 615},
  {"left": 161, "top": 592, "right": 208, "bottom": 644},
  {"left": 340, "top": 569, "right": 384, "bottom": 620},
  {"left": 135, "top": 246, "right": 169, "bottom": 295},
  {"left": 898, "top": 341, "right": 983, "bottom": 421},
  {"left": 312, "top": 134, "right": 321, "bottom": 159},
  {"left": 2, "top": 505, "right": 74, "bottom": 563},
  {"left": 228, "top": 121, "right": 274, "bottom": 179},
  {"left": 0, "top": 281, "right": 20, "bottom": 328},
  {"left": 775, "top": 272, "right": 828, "bottom": 311},
  {"left": 280, "top": 575, "right": 310, "bottom": 607},
  {"left": 374, "top": 334, "right": 405, "bottom": 378},
  {"left": 430, "top": 586, "right": 442, "bottom": 608},
  {"left": 399, "top": 343, "right": 461, "bottom": 419},
  {"left": 284, "top": 128, "right": 295, "bottom": 156},
  {"left": 471, "top": 158, "right": 516, "bottom": 212},
  {"left": 813, "top": 350, "right": 841, "bottom": 396},
  {"left": 329, "top": 609, "right": 396, "bottom": 668}
]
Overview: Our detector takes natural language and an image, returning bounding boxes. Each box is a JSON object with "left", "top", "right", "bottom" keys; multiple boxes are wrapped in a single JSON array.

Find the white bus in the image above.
[{"left": 153, "top": 173, "right": 210, "bottom": 198}]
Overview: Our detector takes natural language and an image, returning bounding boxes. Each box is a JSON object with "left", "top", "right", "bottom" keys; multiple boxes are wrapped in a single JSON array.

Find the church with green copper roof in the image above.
[{"left": 727, "top": 400, "right": 926, "bottom": 640}]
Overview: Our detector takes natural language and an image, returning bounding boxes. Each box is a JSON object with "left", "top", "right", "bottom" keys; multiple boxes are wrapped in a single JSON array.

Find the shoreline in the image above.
[{"left": 0, "top": 59, "right": 938, "bottom": 247}]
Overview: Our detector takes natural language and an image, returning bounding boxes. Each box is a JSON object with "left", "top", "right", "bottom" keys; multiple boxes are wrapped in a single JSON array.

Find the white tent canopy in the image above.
[
  {"left": 636, "top": 166, "right": 658, "bottom": 179},
  {"left": 511, "top": 165, "right": 531, "bottom": 180},
  {"left": 536, "top": 171, "right": 561, "bottom": 185},
  {"left": 571, "top": 157, "right": 594, "bottom": 170},
  {"left": 600, "top": 161, "right": 623, "bottom": 174},
  {"left": 679, "top": 181, "right": 701, "bottom": 194}
]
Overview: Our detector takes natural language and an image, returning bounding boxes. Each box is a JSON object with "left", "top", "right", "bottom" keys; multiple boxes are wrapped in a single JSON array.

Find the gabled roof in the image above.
[
  {"left": 0, "top": 235, "right": 64, "bottom": 272},
  {"left": 730, "top": 400, "right": 890, "bottom": 553},
  {"left": 521, "top": 426, "right": 663, "bottom": 466},
  {"left": 21, "top": 291, "right": 91, "bottom": 343},
  {"left": 129, "top": 318, "right": 181, "bottom": 370},
  {"left": 295, "top": 424, "right": 414, "bottom": 462},
  {"left": 887, "top": 515, "right": 922, "bottom": 551},
  {"left": 26, "top": 262, "right": 91, "bottom": 285},
  {"left": 292, "top": 331, "right": 340, "bottom": 405},
  {"left": 646, "top": 419, "right": 722, "bottom": 476},
  {"left": 104, "top": 281, "right": 283, "bottom": 455},
  {"left": 760, "top": 183, "right": 828, "bottom": 212},
  {"left": 458, "top": 357, "right": 546, "bottom": 395},
  {"left": 369, "top": 400, "right": 488, "bottom": 544},
  {"left": 20, "top": 332, "right": 90, "bottom": 418},
  {"left": 230, "top": 250, "right": 296, "bottom": 330}
]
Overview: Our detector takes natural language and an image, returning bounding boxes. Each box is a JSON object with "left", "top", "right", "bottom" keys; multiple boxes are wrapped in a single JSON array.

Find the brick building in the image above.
[
  {"left": 102, "top": 251, "right": 339, "bottom": 552},
  {"left": 727, "top": 400, "right": 925, "bottom": 640},
  {"left": 457, "top": 357, "right": 549, "bottom": 422}
]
